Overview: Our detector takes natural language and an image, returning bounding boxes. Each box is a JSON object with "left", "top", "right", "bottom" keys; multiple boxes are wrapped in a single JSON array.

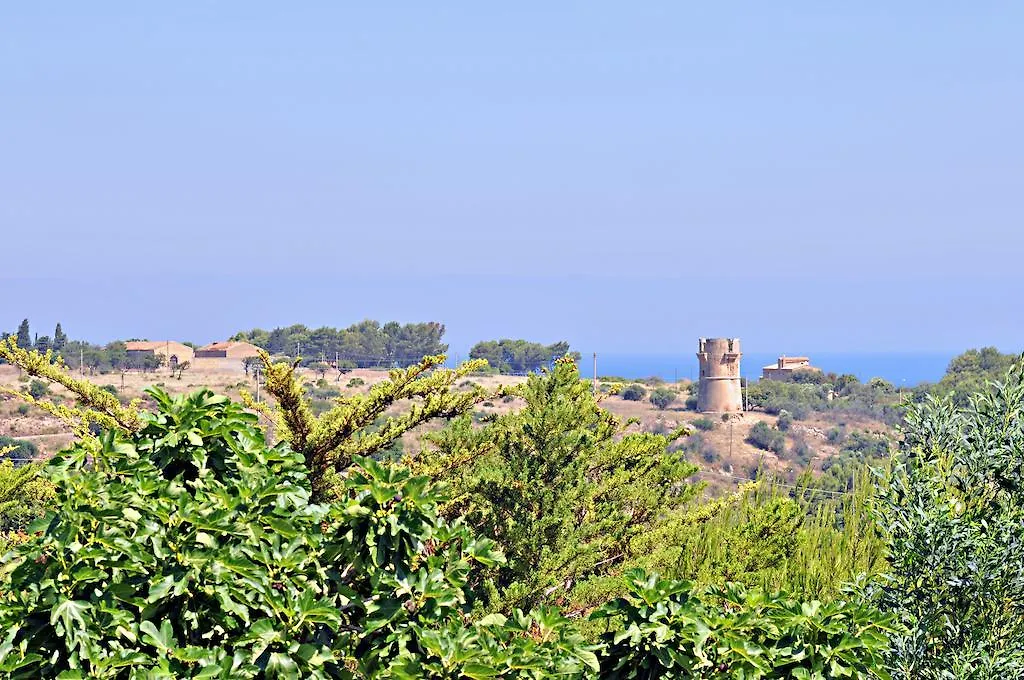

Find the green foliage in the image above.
[
  {"left": 648, "top": 386, "right": 676, "bottom": 410},
  {"left": 932, "top": 346, "right": 1017, "bottom": 406},
  {"left": 53, "top": 323, "right": 67, "bottom": 352},
  {"left": 346, "top": 377, "right": 365, "bottom": 388},
  {"left": 34, "top": 335, "right": 51, "bottom": 354},
  {"left": 748, "top": 376, "right": 901, "bottom": 424},
  {"left": 27, "top": 379, "right": 48, "bottom": 399},
  {"left": 15, "top": 404, "right": 29, "bottom": 416},
  {"left": 632, "top": 476, "right": 886, "bottom": 601},
  {"left": 791, "top": 437, "right": 813, "bottom": 466},
  {"left": 0, "top": 337, "right": 143, "bottom": 439},
  {"left": 790, "top": 367, "right": 829, "bottom": 384},
  {"left": 254, "top": 352, "right": 494, "bottom": 500},
  {"left": 776, "top": 409, "right": 793, "bottom": 431},
  {"left": 468, "top": 339, "right": 577, "bottom": 374},
  {"left": 0, "top": 460, "right": 53, "bottom": 533},
  {"left": 619, "top": 384, "right": 646, "bottom": 401},
  {"left": 818, "top": 432, "right": 889, "bottom": 493},
  {"left": 875, "top": 358, "right": 1024, "bottom": 678},
  {"left": 681, "top": 433, "right": 719, "bottom": 464},
  {"left": 15, "top": 320, "right": 30, "bottom": 350},
  {"left": 747, "top": 421, "right": 785, "bottom": 454},
  {"left": 593, "top": 570, "right": 896, "bottom": 678},
  {"left": 421, "top": 359, "right": 700, "bottom": 613},
  {"left": 0, "top": 435, "right": 37, "bottom": 462},
  {"left": 232, "top": 320, "right": 448, "bottom": 368},
  {"left": 0, "top": 389, "right": 597, "bottom": 678},
  {"left": 691, "top": 416, "right": 716, "bottom": 432}
]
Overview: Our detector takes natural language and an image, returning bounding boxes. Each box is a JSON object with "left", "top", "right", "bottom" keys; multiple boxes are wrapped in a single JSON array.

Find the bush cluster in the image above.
[
  {"left": 619, "top": 383, "right": 646, "bottom": 401},
  {"left": 649, "top": 386, "right": 676, "bottom": 410},
  {"left": 747, "top": 421, "right": 786, "bottom": 454}
]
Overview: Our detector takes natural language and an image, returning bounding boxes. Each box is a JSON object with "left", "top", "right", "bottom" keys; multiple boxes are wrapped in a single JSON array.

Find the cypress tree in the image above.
[
  {"left": 16, "top": 319, "right": 30, "bottom": 349},
  {"left": 53, "top": 323, "right": 67, "bottom": 351}
]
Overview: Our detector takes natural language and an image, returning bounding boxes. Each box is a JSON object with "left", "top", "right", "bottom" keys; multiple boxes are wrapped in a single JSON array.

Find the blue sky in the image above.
[{"left": 1, "top": 3, "right": 1021, "bottom": 354}]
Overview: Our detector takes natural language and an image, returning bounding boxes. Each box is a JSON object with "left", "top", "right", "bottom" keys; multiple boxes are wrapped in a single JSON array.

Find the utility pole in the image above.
[
  {"left": 593, "top": 352, "right": 598, "bottom": 394},
  {"left": 296, "top": 342, "right": 300, "bottom": 358},
  {"left": 255, "top": 367, "right": 260, "bottom": 403},
  {"left": 80, "top": 346, "right": 84, "bottom": 375}
]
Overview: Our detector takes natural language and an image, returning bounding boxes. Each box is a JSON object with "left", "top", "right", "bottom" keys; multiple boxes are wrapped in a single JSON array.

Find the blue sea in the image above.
[{"left": 575, "top": 352, "right": 953, "bottom": 387}]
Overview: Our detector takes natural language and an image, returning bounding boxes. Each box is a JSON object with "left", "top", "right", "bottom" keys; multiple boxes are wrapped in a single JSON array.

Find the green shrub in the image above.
[
  {"left": 0, "top": 388, "right": 597, "bottom": 677},
  {"left": 593, "top": 570, "right": 895, "bottom": 678},
  {"left": 346, "top": 377, "right": 365, "bottom": 388},
  {"left": 747, "top": 421, "right": 786, "bottom": 454},
  {"left": 876, "top": 362, "right": 1024, "bottom": 676},
  {"left": 0, "top": 435, "right": 37, "bottom": 462},
  {"left": 15, "top": 404, "right": 29, "bottom": 416},
  {"left": 777, "top": 409, "right": 793, "bottom": 431},
  {"left": 691, "top": 416, "right": 716, "bottom": 431},
  {"left": 27, "top": 379, "right": 48, "bottom": 399},
  {"left": 827, "top": 426, "right": 846, "bottom": 444},
  {"left": 99, "top": 384, "right": 118, "bottom": 396},
  {"left": 309, "top": 397, "right": 334, "bottom": 415},
  {"left": 0, "top": 460, "right": 53, "bottom": 533},
  {"left": 620, "top": 384, "right": 647, "bottom": 401},
  {"left": 649, "top": 387, "right": 676, "bottom": 410},
  {"left": 792, "top": 437, "right": 813, "bottom": 465}
]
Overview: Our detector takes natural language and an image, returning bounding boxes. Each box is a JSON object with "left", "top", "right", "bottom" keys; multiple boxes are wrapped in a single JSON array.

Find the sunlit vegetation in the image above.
[{"left": 0, "top": 335, "right": 1021, "bottom": 677}]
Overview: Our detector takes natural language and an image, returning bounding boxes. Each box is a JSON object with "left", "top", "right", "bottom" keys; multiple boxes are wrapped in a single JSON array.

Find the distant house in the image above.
[
  {"left": 124, "top": 341, "right": 195, "bottom": 369},
  {"left": 195, "top": 341, "right": 262, "bottom": 360},
  {"left": 762, "top": 356, "right": 821, "bottom": 381}
]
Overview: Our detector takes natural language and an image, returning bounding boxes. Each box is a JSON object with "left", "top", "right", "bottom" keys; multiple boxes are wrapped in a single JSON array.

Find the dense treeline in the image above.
[
  {"left": 468, "top": 338, "right": 578, "bottom": 374},
  {"left": 1, "top": 319, "right": 166, "bottom": 373},
  {"left": 231, "top": 320, "right": 448, "bottom": 367}
]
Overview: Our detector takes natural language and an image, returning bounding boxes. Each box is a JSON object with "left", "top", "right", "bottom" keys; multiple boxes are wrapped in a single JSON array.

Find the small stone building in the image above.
[
  {"left": 194, "top": 341, "right": 262, "bottom": 360},
  {"left": 124, "top": 341, "right": 194, "bottom": 369},
  {"left": 762, "top": 356, "right": 820, "bottom": 381}
]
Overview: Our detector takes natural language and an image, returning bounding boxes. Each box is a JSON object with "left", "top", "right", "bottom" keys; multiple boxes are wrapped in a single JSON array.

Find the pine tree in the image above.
[
  {"left": 53, "top": 323, "right": 67, "bottom": 352},
  {"left": 15, "top": 320, "right": 30, "bottom": 349},
  {"left": 421, "top": 357, "right": 701, "bottom": 612}
]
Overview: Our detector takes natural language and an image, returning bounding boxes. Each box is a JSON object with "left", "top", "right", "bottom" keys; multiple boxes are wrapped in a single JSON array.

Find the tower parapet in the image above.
[{"left": 696, "top": 337, "right": 743, "bottom": 413}]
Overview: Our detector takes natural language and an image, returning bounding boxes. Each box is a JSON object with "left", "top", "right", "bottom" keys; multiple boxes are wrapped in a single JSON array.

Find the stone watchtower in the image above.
[{"left": 696, "top": 337, "right": 743, "bottom": 413}]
